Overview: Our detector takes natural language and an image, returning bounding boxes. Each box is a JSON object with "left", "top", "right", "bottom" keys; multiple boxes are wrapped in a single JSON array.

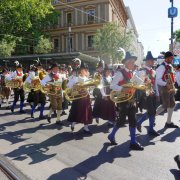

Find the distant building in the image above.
[
  {"left": 126, "top": 6, "right": 144, "bottom": 66},
  {"left": 48, "top": 0, "right": 128, "bottom": 60}
]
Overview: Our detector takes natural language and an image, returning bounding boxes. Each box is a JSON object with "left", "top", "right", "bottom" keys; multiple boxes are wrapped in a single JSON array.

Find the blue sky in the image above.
[{"left": 124, "top": 0, "right": 180, "bottom": 57}]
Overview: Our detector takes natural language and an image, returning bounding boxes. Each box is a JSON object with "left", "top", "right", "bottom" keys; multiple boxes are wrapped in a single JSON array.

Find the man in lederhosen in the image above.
[
  {"left": 136, "top": 51, "right": 160, "bottom": 136},
  {"left": 108, "top": 52, "right": 144, "bottom": 151},
  {"left": 155, "top": 51, "right": 179, "bottom": 128},
  {"left": 8, "top": 61, "right": 25, "bottom": 113},
  {"left": 41, "top": 63, "right": 64, "bottom": 125}
]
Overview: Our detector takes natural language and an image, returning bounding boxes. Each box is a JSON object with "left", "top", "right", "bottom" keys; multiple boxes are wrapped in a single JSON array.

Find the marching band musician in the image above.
[
  {"left": 155, "top": 51, "right": 179, "bottom": 128},
  {"left": 0, "top": 67, "right": 11, "bottom": 109},
  {"left": 108, "top": 52, "right": 144, "bottom": 151},
  {"left": 93, "top": 63, "right": 116, "bottom": 126},
  {"left": 92, "top": 59, "right": 105, "bottom": 124},
  {"left": 27, "top": 61, "right": 46, "bottom": 120},
  {"left": 8, "top": 61, "right": 25, "bottom": 113},
  {"left": 136, "top": 51, "right": 160, "bottom": 136},
  {"left": 41, "top": 63, "right": 64, "bottom": 125},
  {"left": 67, "top": 61, "right": 93, "bottom": 134}
]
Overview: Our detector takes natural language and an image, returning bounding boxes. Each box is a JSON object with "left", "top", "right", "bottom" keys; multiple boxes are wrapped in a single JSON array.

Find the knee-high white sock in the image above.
[
  {"left": 57, "top": 110, "right": 61, "bottom": 121},
  {"left": 48, "top": 108, "right": 53, "bottom": 117},
  {"left": 166, "top": 107, "right": 174, "bottom": 124},
  {"left": 156, "top": 105, "right": 165, "bottom": 116}
]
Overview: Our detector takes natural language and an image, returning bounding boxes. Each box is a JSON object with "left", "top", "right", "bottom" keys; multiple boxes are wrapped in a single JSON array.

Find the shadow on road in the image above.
[
  {"left": 47, "top": 142, "right": 131, "bottom": 180},
  {"left": 3, "top": 123, "right": 113, "bottom": 165},
  {"left": 160, "top": 128, "right": 180, "bottom": 143},
  {"left": 170, "top": 169, "right": 180, "bottom": 180}
]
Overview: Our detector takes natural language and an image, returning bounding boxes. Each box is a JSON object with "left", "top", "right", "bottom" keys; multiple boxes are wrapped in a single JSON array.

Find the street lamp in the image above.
[{"left": 68, "top": 26, "right": 71, "bottom": 53}]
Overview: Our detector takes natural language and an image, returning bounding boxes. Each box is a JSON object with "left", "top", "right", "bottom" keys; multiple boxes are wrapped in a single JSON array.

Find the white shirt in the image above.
[
  {"left": 41, "top": 73, "right": 63, "bottom": 86},
  {"left": 110, "top": 68, "right": 132, "bottom": 91},
  {"left": 67, "top": 75, "right": 88, "bottom": 89},
  {"left": 7, "top": 71, "right": 24, "bottom": 81},
  {"left": 176, "top": 71, "right": 180, "bottom": 87},
  {"left": 156, "top": 62, "right": 169, "bottom": 87}
]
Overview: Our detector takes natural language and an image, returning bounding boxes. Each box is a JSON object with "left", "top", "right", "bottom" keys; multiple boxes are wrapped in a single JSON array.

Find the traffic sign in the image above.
[{"left": 168, "top": 7, "right": 178, "bottom": 18}]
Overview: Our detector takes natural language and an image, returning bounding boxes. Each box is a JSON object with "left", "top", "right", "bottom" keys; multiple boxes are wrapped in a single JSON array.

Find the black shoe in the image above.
[
  {"left": 83, "top": 129, "right": 92, "bottom": 135},
  {"left": 108, "top": 135, "right": 117, "bottom": 145},
  {"left": 19, "top": 110, "right": 26, "bottom": 114},
  {"left": 61, "top": 111, "right": 67, "bottom": 116},
  {"left": 11, "top": 107, "right": 14, "bottom": 112},
  {"left": 95, "top": 118, "right": 99, "bottom": 124},
  {"left": 56, "top": 121, "right": 63, "bottom": 126},
  {"left": 47, "top": 116, "right": 51, "bottom": 123},
  {"left": 148, "top": 130, "right": 160, "bottom": 136},
  {"left": 174, "top": 155, "right": 180, "bottom": 169},
  {"left": 165, "top": 122, "right": 179, "bottom": 128},
  {"left": 137, "top": 125, "right": 142, "bottom": 133},
  {"left": 31, "top": 113, "right": 34, "bottom": 118},
  {"left": 130, "top": 142, "right": 144, "bottom": 151},
  {"left": 0, "top": 104, "right": 1, "bottom": 108},
  {"left": 39, "top": 115, "right": 46, "bottom": 120}
]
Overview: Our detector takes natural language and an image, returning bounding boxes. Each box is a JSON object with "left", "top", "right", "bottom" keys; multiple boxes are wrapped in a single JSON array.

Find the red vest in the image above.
[
  {"left": 162, "top": 63, "right": 175, "bottom": 83},
  {"left": 144, "top": 68, "right": 155, "bottom": 85},
  {"left": 118, "top": 69, "right": 133, "bottom": 85}
]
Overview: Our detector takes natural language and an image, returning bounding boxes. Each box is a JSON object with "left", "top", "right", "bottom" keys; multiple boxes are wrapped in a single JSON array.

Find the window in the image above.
[
  {"left": 54, "top": 39, "right": 59, "bottom": 50},
  {"left": 88, "top": 10, "right": 95, "bottom": 22},
  {"left": 67, "top": 12, "right": 72, "bottom": 24},
  {"left": 88, "top": 35, "right": 94, "bottom": 48}
]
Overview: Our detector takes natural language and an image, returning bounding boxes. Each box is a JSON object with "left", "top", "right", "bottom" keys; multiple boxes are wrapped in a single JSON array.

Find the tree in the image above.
[
  {"left": 0, "top": 35, "right": 17, "bottom": 57},
  {"left": 34, "top": 36, "right": 53, "bottom": 54},
  {"left": 0, "top": 0, "right": 59, "bottom": 55},
  {"left": 174, "top": 29, "right": 180, "bottom": 42},
  {"left": 93, "top": 23, "right": 133, "bottom": 63}
]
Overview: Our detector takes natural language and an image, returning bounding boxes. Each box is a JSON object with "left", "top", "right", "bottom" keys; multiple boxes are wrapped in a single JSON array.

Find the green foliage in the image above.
[
  {"left": 34, "top": 36, "right": 53, "bottom": 54},
  {"left": 0, "top": 35, "right": 16, "bottom": 57},
  {"left": 174, "top": 29, "right": 180, "bottom": 42},
  {"left": 0, "top": 0, "right": 59, "bottom": 55},
  {"left": 93, "top": 23, "right": 133, "bottom": 62}
]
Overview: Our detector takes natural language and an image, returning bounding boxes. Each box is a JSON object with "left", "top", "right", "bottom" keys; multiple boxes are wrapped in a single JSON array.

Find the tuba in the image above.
[
  {"left": 64, "top": 74, "right": 101, "bottom": 101},
  {"left": 5, "top": 77, "right": 23, "bottom": 88},
  {"left": 110, "top": 75, "right": 147, "bottom": 103},
  {"left": 42, "top": 81, "right": 62, "bottom": 96},
  {"left": 23, "top": 71, "right": 46, "bottom": 92}
]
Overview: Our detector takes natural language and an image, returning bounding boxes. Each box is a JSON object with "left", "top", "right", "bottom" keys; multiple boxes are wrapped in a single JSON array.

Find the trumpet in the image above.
[{"left": 64, "top": 75, "right": 101, "bottom": 101}]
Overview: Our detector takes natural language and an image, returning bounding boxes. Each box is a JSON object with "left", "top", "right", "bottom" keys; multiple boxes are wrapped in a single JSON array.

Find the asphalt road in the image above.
[{"left": 0, "top": 97, "right": 180, "bottom": 180}]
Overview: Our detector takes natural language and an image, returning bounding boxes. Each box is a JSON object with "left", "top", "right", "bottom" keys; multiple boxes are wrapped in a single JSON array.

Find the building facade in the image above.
[
  {"left": 126, "top": 6, "right": 144, "bottom": 66},
  {"left": 49, "top": 0, "right": 128, "bottom": 58}
]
